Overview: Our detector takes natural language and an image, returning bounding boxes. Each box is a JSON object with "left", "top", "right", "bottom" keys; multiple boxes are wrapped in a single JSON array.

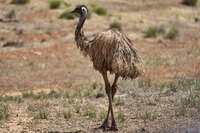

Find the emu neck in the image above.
[{"left": 75, "top": 13, "right": 87, "bottom": 41}]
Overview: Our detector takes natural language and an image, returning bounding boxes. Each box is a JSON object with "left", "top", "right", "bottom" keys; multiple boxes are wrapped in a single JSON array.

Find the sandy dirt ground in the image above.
[{"left": 0, "top": 0, "right": 200, "bottom": 132}]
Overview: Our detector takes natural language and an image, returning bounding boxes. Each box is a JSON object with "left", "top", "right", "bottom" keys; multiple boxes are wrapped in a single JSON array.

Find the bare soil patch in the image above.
[{"left": 0, "top": 0, "right": 200, "bottom": 132}]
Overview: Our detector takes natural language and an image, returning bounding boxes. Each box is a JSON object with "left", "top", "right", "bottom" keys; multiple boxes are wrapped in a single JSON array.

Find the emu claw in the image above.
[
  {"left": 110, "top": 120, "right": 118, "bottom": 131},
  {"left": 109, "top": 126, "right": 118, "bottom": 131},
  {"left": 98, "top": 120, "right": 109, "bottom": 131}
]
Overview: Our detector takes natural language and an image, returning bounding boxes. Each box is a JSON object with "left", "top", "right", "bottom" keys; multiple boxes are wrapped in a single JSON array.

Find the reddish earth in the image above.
[{"left": 0, "top": 0, "right": 200, "bottom": 133}]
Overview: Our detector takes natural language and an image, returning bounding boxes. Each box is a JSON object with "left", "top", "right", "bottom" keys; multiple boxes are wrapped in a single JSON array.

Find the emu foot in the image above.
[
  {"left": 98, "top": 119, "right": 109, "bottom": 131},
  {"left": 109, "top": 120, "right": 118, "bottom": 131}
]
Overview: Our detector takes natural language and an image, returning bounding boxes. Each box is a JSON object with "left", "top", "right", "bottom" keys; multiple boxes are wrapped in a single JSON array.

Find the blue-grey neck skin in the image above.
[{"left": 76, "top": 8, "right": 88, "bottom": 36}]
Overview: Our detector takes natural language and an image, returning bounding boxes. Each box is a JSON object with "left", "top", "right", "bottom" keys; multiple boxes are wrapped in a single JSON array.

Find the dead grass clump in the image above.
[
  {"left": 115, "top": 97, "right": 125, "bottom": 106},
  {"left": 109, "top": 21, "right": 122, "bottom": 31},
  {"left": 181, "top": 94, "right": 199, "bottom": 108},
  {"left": 182, "top": 0, "right": 198, "bottom": 6},
  {"left": 176, "top": 92, "right": 200, "bottom": 117},
  {"left": 11, "top": 0, "right": 30, "bottom": 4},
  {"left": 49, "top": 0, "right": 61, "bottom": 9},
  {"left": 166, "top": 27, "right": 179, "bottom": 40},
  {"left": 74, "top": 104, "right": 81, "bottom": 113},
  {"left": 0, "top": 96, "right": 22, "bottom": 103},
  {"left": 86, "top": 109, "right": 96, "bottom": 119},
  {"left": 141, "top": 112, "right": 157, "bottom": 121},
  {"left": 0, "top": 104, "right": 9, "bottom": 120}
]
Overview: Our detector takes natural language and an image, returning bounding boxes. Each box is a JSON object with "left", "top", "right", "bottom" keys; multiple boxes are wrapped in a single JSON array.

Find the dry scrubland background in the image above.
[{"left": 0, "top": 0, "right": 200, "bottom": 133}]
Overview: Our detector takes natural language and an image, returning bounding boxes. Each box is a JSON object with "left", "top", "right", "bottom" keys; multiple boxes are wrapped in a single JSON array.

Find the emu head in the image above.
[
  {"left": 71, "top": 5, "right": 88, "bottom": 16},
  {"left": 71, "top": 5, "right": 88, "bottom": 33}
]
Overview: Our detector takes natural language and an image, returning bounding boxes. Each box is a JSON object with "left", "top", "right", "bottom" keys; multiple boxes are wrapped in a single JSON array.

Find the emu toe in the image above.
[
  {"left": 110, "top": 125, "right": 118, "bottom": 131},
  {"left": 110, "top": 120, "right": 118, "bottom": 131},
  {"left": 99, "top": 119, "right": 110, "bottom": 131}
]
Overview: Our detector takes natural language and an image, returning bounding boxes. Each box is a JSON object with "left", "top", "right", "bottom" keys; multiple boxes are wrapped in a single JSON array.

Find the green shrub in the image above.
[
  {"left": 109, "top": 21, "right": 122, "bottom": 31},
  {"left": 74, "top": 105, "right": 81, "bottom": 113},
  {"left": 144, "top": 26, "right": 164, "bottom": 38},
  {"left": 87, "top": 109, "right": 96, "bottom": 119},
  {"left": 117, "top": 112, "right": 125, "bottom": 122},
  {"left": 182, "top": 0, "right": 198, "bottom": 6},
  {"left": 6, "top": 9, "right": 16, "bottom": 19},
  {"left": 22, "top": 92, "right": 34, "bottom": 98},
  {"left": 11, "top": 0, "right": 30, "bottom": 4},
  {"left": 59, "top": 10, "right": 75, "bottom": 20},
  {"left": 99, "top": 112, "right": 106, "bottom": 121},
  {"left": 94, "top": 7, "right": 107, "bottom": 16},
  {"left": 39, "top": 110, "right": 47, "bottom": 119},
  {"left": 166, "top": 27, "right": 178, "bottom": 40},
  {"left": 63, "top": 111, "right": 72, "bottom": 119},
  {"left": 49, "top": 0, "right": 61, "bottom": 9},
  {"left": 0, "top": 37, "right": 5, "bottom": 41},
  {"left": 142, "top": 112, "right": 157, "bottom": 121},
  {"left": 0, "top": 104, "right": 9, "bottom": 120},
  {"left": 181, "top": 94, "right": 198, "bottom": 108}
]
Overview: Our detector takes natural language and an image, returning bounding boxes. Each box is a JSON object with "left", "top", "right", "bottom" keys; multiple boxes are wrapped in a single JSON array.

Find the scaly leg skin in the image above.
[
  {"left": 109, "top": 97, "right": 118, "bottom": 131},
  {"left": 111, "top": 75, "right": 119, "bottom": 101},
  {"left": 111, "top": 84, "right": 118, "bottom": 101},
  {"left": 98, "top": 72, "right": 111, "bottom": 131},
  {"left": 110, "top": 119, "right": 118, "bottom": 131},
  {"left": 109, "top": 83, "right": 118, "bottom": 131}
]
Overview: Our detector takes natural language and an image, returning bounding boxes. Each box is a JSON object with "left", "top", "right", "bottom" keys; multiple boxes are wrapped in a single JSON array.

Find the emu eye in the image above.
[{"left": 81, "top": 7, "right": 86, "bottom": 13}]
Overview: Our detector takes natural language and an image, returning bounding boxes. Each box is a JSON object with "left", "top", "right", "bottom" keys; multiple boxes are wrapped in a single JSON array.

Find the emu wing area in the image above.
[{"left": 87, "top": 30, "right": 144, "bottom": 79}]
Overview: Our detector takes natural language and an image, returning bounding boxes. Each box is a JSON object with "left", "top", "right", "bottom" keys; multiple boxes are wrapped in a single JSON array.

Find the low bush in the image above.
[
  {"left": 144, "top": 26, "right": 160, "bottom": 38},
  {"left": 94, "top": 7, "right": 107, "bottom": 16},
  {"left": 182, "top": 0, "right": 198, "bottom": 6},
  {"left": 166, "top": 27, "right": 178, "bottom": 40},
  {"left": 11, "top": 0, "right": 30, "bottom": 4},
  {"left": 49, "top": 0, "right": 61, "bottom": 9},
  {"left": 109, "top": 21, "right": 122, "bottom": 31},
  {"left": 59, "top": 10, "right": 75, "bottom": 20}
]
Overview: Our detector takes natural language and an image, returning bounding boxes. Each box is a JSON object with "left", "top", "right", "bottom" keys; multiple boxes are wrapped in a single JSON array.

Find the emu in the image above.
[{"left": 71, "top": 5, "right": 144, "bottom": 131}]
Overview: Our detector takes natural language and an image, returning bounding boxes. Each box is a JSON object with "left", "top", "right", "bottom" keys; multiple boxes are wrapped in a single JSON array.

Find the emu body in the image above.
[{"left": 71, "top": 5, "right": 144, "bottom": 131}]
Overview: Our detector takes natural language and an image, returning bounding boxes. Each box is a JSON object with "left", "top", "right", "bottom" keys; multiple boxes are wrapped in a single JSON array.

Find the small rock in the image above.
[
  {"left": 194, "top": 17, "right": 199, "bottom": 22},
  {"left": 96, "top": 93, "right": 104, "bottom": 98},
  {"left": 2, "top": 41, "right": 24, "bottom": 48},
  {"left": 115, "top": 94, "right": 129, "bottom": 98},
  {"left": 16, "top": 29, "right": 23, "bottom": 35},
  {"left": 141, "top": 127, "right": 145, "bottom": 132}
]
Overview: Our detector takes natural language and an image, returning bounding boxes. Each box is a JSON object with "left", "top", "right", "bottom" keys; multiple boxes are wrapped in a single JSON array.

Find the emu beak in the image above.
[{"left": 70, "top": 9, "right": 76, "bottom": 13}]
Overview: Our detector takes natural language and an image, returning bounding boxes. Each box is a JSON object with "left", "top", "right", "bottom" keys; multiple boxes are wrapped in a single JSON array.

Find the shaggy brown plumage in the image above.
[
  {"left": 71, "top": 5, "right": 144, "bottom": 131},
  {"left": 76, "top": 29, "right": 144, "bottom": 79}
]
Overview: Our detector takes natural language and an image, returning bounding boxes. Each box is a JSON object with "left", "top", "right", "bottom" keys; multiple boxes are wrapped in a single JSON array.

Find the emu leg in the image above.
[
  {"left": 109, "top": 89, "right": 118, "bottom": 131},
  {"left": 109, "top": 74, "right": 119, "bottom": 131},
  {"left": 111, "top": 74, "right": 119, "bottom": 100},
  {"left": 99, "top": 72, "right": 111, "bottom": 130}
]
